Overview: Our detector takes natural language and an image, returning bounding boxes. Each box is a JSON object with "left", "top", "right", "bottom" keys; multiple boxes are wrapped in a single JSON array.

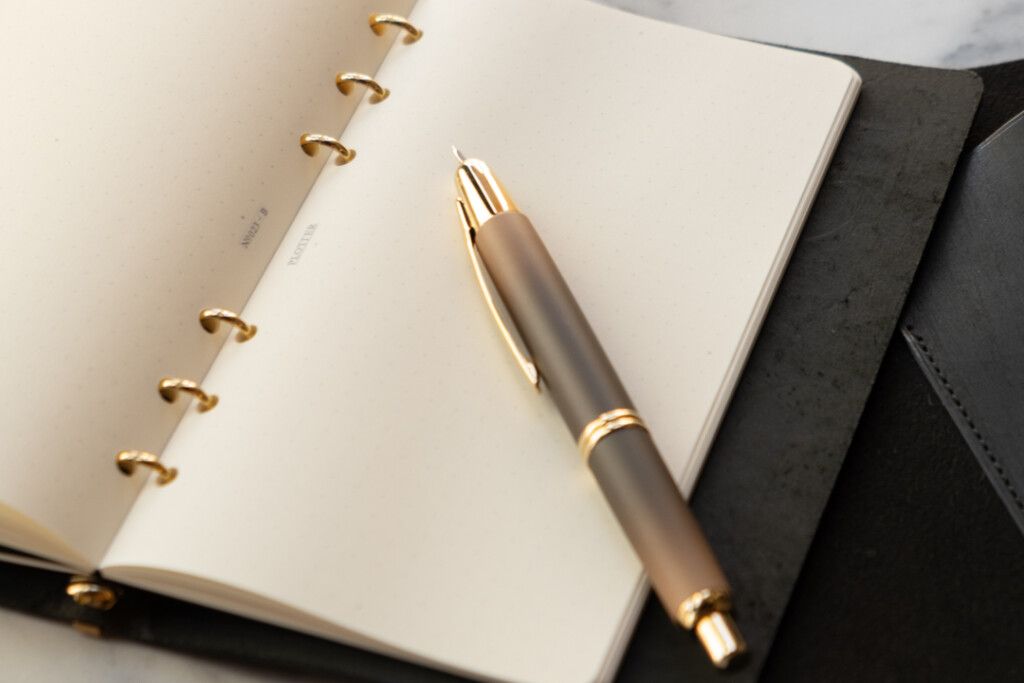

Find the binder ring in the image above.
[
  {"left": 116, "top": 450, "right": 178, "bottom": 485},
  {"left": 300, "top": 133, "right": 356, "bottom": 165},
  {"left": 158, "top": 378, "right": 219, "bottom": 412},
  {"left": 199, "top": 308, "right": 257, "bottom": 342},
  {"left": 67, "top": 576, "right": 119, "bottom": 610},
  {"left": 336, "top": 73, "right": 390, "bottom": 103},
  {"left": 369, "top": 13, "right": 422, "bottom": 43}
]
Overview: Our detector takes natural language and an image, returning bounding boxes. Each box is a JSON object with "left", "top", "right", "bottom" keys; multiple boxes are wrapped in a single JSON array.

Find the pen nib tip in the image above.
[{"left": 452, "top": 146, "right": 467, "bottom": 163}]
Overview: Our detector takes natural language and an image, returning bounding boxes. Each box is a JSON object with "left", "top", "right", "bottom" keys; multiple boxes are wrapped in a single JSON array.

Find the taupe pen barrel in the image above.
[{"left": 453, "top": 151, "right": 745, "bottom": 668}]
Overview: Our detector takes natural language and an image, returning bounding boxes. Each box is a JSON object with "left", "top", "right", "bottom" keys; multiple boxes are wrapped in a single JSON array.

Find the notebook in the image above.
[{"left": 0, "top": 1, "right": 859, "bottom": 681}]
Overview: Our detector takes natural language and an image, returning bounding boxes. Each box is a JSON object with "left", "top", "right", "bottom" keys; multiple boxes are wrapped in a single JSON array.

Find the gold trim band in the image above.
[
  {"left": 676, "top": 588, "right": 732, "bottom": 630},
  {"left": 300, "top": 133, "right": 356, "bottom": 165},
  {"left": 577, "top": 408, "right": 648, "bottom": 464},
  {"left": 158, "top": 378, "right": 218, "bottom": 412},
  {"left": 369, "top": 13, "right": 423, "bottom": 43},
  {"left": 199, "top": 308, "right": 257, "bottom": 342},
  {"left": 116, "top": 450, "right": 178, "bottom": 485},
  {"left": 336, "top": 72, "right": 390, "bottom": 103}
]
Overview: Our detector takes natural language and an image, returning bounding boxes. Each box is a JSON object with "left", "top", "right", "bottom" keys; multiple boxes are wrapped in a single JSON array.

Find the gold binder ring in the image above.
[
  {"left": 116, "top": 450, "right": 178, "bottom": 485},
  {"left": 300, "top": 133, "right": 356, "bottom": 165},
  {"left": 199, "top": 308, "right": 257, "bottom": 342},
  {"left": 67, "top": 575, "right": 118, "bottom": 610},
  {"left": 369, "top": 13, "right": 422, "bottom": 43},
  {"left": 336, "top": 73, "right": 390, "bottom": 103},
  {"left": 158, "top": 378, "right": 219, "bottom": 412},
  {"left": 577, "top": 408, "right": 648, "bottom": 464}
]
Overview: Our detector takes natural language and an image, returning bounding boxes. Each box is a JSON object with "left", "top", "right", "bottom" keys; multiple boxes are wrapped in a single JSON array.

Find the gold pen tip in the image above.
[{"left": 452, "top": 146, "right": 467, "bottom": 163}]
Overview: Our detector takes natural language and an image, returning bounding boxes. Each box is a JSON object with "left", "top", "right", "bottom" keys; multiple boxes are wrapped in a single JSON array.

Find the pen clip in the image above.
[{"left": 457, "top": 198, "right": 541, "bottom": 392}]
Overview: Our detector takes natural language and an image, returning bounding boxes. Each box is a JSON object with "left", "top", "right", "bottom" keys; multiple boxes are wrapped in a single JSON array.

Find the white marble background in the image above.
[
  {"left": 598, "top": 0, "right": 1024, "bottom": 67},
  {"left": 3, "top": 1, "right": 1023, "bottom": 681}
]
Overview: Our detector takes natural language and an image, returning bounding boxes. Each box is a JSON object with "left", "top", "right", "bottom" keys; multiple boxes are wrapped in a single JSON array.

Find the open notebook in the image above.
[{"left": 0, "top": 0, "right": 859, "bottom": 681}]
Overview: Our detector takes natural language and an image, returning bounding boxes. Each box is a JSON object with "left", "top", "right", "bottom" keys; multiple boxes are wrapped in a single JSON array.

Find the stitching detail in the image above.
[{"left": 905, "top": 325, "right": 1022, "bottom": 510}]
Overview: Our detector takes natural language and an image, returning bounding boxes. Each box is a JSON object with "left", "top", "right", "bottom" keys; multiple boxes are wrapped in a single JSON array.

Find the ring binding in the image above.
[
  {"left": 116, "top": 450, "right": 178, "bottom": 485},
  {"left": 369, "top": 13, "right": 422, "bottom": 43},
  {"left": 199, "top": 308, "right": 257, "bottom": 342},
  {"left": 302, "top": 14, "right": 421, "bottom": 168},
  {"left": 336, "top": 73, "right": 390, "bottom": 103},
  {"left": 300, "top": 133, "right": 356, "bottom": 165},
  {"left": 120, "top": 11, "right": 422, "bottom": 486},
  {"left": 158, "top": 377, "right": 219, "bottom": 412},
  {"left": 66, "top": 575, "right": 119, "bottom": 610}
]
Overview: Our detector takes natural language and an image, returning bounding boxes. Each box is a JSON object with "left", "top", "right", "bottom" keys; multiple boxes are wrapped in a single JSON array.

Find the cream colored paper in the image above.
[
  {"left": 99, "top": 0, "right": 859, "bottom": 681},
  {"left": 0, "top": 0, "right": 412, "bottom": 567}
]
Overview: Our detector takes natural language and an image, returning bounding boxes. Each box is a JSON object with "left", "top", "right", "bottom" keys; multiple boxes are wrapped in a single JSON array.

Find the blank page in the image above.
[{"left": 102, "top": 1, "right": 859, "bottom": 681}]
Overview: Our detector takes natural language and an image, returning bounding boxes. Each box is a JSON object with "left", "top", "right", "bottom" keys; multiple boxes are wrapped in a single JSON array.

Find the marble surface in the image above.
[
  {"left": 3, "top": 1, "right": 1023, "bottom": 682},
  {"left": 597, "top": 0, "right": 1024, "bottom": 68}
]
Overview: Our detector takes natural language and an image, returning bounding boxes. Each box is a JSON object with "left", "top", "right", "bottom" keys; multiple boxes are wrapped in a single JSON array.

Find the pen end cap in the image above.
[{"left": 695, "top": 611, "right": 747, "bottom": 669}]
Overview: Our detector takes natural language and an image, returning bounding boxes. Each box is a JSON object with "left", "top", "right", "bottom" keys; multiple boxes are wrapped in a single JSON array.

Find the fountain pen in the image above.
[{"left": 452, "top": 149, "right": 746, "bottom": 668}]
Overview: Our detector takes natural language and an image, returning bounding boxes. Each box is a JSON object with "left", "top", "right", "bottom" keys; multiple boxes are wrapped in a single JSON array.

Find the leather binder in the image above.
[{"left": 0, "top": 53, "right": 981, "bottom": 682}]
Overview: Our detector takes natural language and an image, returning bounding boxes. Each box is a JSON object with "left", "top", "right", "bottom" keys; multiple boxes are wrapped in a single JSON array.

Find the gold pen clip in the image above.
[{"left": 455, "top": 196, "right": 540, "bottom": 392}]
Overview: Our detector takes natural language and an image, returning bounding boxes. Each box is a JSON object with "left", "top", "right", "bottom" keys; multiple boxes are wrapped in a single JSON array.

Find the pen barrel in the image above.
[
  {"left": 588, "top": 428, "right": 731, "bottom": 616},
  {"left": 475, "top": 210, "right": 731, "bottom": 618},
  {"left": 476, "top": 211, "right": 630, "bottom": 434}
]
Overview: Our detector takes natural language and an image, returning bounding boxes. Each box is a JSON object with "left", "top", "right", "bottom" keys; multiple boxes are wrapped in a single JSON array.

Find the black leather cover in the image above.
[
  {"left": 902, "top": 111, "right": 1024, "bottom": 534},
  {"left": 0, "top": 55, "right": 983, "bottom": 682},
  {"left": 760, "top": 60, "right": 1024, "bottom": 683}
]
